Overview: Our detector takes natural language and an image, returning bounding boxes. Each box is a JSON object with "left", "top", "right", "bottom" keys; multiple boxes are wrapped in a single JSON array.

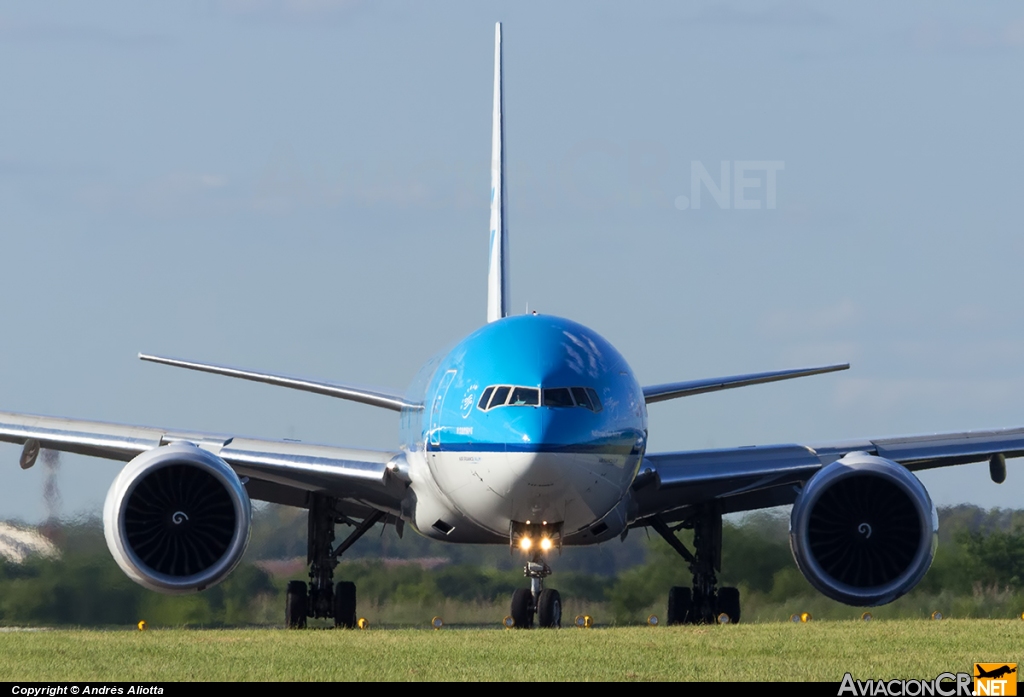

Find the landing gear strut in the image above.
[
  {"left": 285, "top": 494, "right": 383, "bottom": 629},
  {"left": 652, "top": 503, "right": 741, "bottom": 625},
  {"left": 510, "top": 552, "right": 561, "bottom": 628}
]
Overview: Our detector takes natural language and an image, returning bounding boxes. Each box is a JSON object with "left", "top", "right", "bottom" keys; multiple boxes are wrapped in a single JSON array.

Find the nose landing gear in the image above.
[
  {"left": 508, "top": 522, "right": 563, "bottom": 628},
  {"left": 509, "top": 553, "right": 562, "bottom": 628}
]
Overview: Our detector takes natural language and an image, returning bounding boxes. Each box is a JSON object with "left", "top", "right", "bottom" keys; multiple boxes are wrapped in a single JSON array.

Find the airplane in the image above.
[
  {"left": 975, "top": 666, "right": 1017, "bottom": 680},
  {"left": 2, "top": 22, "right": 1022, "bottom": 629}
]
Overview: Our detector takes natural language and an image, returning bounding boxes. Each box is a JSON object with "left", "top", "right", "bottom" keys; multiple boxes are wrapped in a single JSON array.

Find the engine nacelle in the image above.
[
  {"left": 790, "top": 452, "right": 937, "bottom": 606},
  {"left": 103, "top": 443, "right": 251, "bottom": 594}
]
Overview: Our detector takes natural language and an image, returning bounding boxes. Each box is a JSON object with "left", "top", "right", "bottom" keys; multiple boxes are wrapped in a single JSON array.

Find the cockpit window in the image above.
[
  {"left": 478, "top": 386, "right": 495, "bottom": 410},
  {"left": 543, "top": 387, "right": 574, "bottom": 407},
  {"left": 477, "top": 384, "right": 603, "bottom": 411},
  {"left": 488, "top": 385, "right": 511, "bottom": 409},
  {"left": 509, "top": 387, "right": 539, "bottom": 406},
  {"left": 571, "top": 387, "right": 593, "bottom": 411}
]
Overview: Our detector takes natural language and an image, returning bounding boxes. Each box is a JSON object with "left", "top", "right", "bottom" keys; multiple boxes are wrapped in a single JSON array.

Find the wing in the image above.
[
  {"left": 0, "top": 410, "right": 407, "bottom": 515},
  {"left": 632, "top": 426, "right": 1024, "bottom": 523},
  {"left": 642, "top": 363, "right": 849, "bottom": 404},
  {"left": 139, "top": 353, "right": 418, "bottom": 412}
]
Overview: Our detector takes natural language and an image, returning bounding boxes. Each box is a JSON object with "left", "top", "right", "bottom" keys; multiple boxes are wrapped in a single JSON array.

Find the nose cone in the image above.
[{"left": 435, "top": 406, "right": 644, "bottom": 535}]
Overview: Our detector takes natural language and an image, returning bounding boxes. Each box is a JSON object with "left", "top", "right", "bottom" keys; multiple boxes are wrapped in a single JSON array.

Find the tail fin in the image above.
[{"left": 486, "top": 22, "right": 508, "bottom": 323}]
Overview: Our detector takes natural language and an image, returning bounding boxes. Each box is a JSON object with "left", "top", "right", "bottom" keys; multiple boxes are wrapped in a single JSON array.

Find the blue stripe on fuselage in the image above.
[{"left": 426, "top": 433, "right": 644, "bottom": 454}]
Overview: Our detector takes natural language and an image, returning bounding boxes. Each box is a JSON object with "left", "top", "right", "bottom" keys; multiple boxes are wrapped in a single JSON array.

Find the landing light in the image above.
[
  {"left": 540, "top": 537, "right": 553, "bottom": 551},
  {"left": 519, "top": 537, "right": 532, "bottom": 551}
]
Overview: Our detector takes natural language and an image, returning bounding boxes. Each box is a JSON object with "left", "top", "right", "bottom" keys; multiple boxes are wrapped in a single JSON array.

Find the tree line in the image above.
[{"left": 0, "top": 504, "right": 1021, "bottom": 626}]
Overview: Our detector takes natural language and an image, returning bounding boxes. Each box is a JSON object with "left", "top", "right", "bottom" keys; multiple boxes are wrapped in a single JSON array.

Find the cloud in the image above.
[
  {"left": 251, "top": 148, "right": 434, "bottom": 212},
  {"left": 758, "top": 299, "right": 863, "bottom": 337},
  {"left": 198, "top": 174, "right": 228, "bottom": 189},
  {"left": 136, "top": 172, "right": 231, "bottom": 214},
  {"left": 777, "top": 341, "right": 863, "bottom": 367},
  {"left": 71, "top": 159, "right": 437, "bottom": 218},
  {"left": 759, "top": 300, "right": 1012, "bottom": 345},
  {"left": 833, "top": 376, "right": 1024, "bottom": 414},
  {"left": 889, "top": 338, "right": 1024, "bottom": 370},
  {"left": 74, "top": 172, "right": 232, "bottom": 217},
  {"left": 216, "top": 0, "right": 366, "bottom": 22},
  {"left": 688, "top": 2, "right": 833, "bottom": 28},
  {"left": 0, "top": 158, "right": 45, "bottom": 178},
  {"left": 909, "top": 17, "right": 1024, "bottom": 52},
  {"left": 948, "top": 303, "right": 1000, "bottom": 327},
  {"left": 0, "top": 18, "right": 167, "bottom": 47}
]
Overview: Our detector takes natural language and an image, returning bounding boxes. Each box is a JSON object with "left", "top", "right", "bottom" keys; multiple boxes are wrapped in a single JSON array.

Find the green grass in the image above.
[{"left": 0, "top": 621, "right": 1021, "bottom": 681}]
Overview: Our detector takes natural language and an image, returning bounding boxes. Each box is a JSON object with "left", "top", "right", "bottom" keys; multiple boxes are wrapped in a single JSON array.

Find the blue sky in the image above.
[{"left": 2, "top": 1, "right": 1024, "bottom": 521}]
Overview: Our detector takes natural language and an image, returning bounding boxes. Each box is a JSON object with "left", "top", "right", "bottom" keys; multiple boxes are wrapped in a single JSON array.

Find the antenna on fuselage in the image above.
[{"left": 486, "top": 22, "right": 508, "bottom": 323}]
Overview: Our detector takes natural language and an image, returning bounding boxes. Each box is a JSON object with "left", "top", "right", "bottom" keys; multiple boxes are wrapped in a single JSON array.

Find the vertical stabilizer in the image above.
[{"left": 486, "top": 22, "right": 508, "bottom": 323}]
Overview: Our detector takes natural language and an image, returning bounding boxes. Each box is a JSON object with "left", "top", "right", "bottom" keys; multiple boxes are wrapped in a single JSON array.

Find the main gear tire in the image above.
[
  {"left": 717, "top": 587, "right": 740, "bottom": 624},
  {"left": 286, "top": 580, "right": 308, "bottom": 629},
  {"left": 333, "top": 581, "right": 357, "bottom": 629},
  {"left": 667, "top": 586, "right": 692, "bottom": 626}
]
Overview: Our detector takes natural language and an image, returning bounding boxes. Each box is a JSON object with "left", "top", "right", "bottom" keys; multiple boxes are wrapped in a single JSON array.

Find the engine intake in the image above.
[
  {"left": 790, "top": 452, "right": 937, "bottom": 606},
  {"left": 104, "top": 443, "right": 251, "bottom": 594}
]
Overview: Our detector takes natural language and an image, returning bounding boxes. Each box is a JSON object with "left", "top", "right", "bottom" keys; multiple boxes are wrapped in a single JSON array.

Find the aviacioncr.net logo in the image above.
[{"left": 839, "top": 673, "right": 973, "bottom": 696}]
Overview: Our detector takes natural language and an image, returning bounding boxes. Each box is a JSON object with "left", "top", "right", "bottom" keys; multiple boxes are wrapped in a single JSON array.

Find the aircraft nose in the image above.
[{"left": 503, "top": 407, "right": 574, "bottom": 449}]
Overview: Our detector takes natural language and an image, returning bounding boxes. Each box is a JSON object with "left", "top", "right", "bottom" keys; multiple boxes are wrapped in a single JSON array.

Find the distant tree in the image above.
[
  {"left": 959, "top": 525, "right": 1024, "bottom": 590},
  {"left": 719, "top": 513, "right": 793, "bottom": 594}
]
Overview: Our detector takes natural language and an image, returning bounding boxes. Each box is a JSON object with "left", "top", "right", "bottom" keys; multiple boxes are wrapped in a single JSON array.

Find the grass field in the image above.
[{"left": 0, "top": 620, "right": 1021, "bottom": 681}]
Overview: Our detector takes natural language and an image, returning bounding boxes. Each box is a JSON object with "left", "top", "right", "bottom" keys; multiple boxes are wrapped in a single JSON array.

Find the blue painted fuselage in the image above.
[{"left": 399, "top": 315, "right": 648, "bottom": 544}]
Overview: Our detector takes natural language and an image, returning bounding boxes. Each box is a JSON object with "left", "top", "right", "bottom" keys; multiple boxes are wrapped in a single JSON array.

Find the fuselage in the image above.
[{"left": 399, "top": 314, "right": 648, "bottom": 545}]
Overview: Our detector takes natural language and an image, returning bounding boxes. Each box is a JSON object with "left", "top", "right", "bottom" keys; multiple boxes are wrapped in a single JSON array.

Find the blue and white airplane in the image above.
[{"left": 2, "top": 23, "right": 1022, "bottom": 629}]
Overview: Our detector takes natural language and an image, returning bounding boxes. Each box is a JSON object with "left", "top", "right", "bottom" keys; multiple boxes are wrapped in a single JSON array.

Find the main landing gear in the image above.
[
  {"left": 508, "top": 523, "right": 562, "bottom": 628},
  {"left": 285, "top": 494, "right": 384, "bottom": 629},
  {"left": 652, "top": 503, "right": 741, "bottom": 625}
]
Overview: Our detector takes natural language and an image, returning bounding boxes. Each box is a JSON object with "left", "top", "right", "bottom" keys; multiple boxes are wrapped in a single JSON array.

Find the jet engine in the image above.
[
  {"left": 789, "top": 452, "right": 937, "bottom": 606},
  {"left": 103, "top": 442, "right": 251, "bottom": 594}
]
